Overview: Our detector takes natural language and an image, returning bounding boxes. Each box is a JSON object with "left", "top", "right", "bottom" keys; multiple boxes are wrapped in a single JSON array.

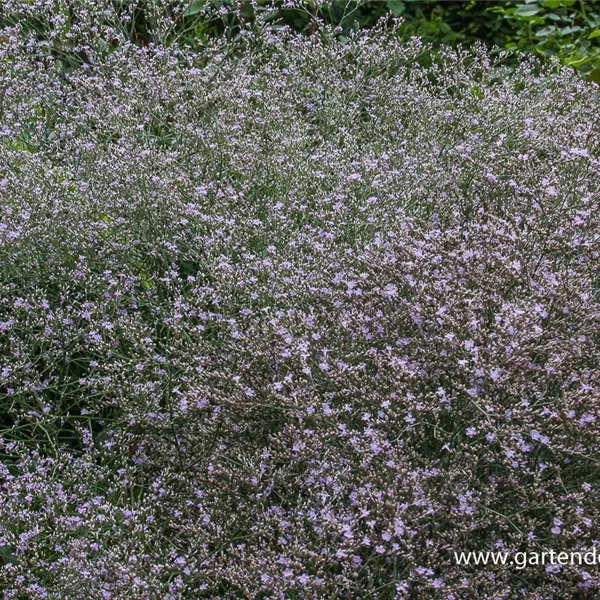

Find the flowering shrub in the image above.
[{"left": 1, "top": 2, "right": 600, "bottom": 598}]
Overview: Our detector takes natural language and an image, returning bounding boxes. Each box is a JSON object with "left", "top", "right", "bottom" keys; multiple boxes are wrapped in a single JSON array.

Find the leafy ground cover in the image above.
[{"left": 1, "top": 2, "right": 600, "bottom": 598}]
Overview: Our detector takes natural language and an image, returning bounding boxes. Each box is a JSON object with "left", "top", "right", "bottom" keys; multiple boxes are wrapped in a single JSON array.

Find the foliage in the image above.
[
  {"left": 490, "top": 0, "right": 600, "bottom": 77},
  {"left": 4, "top": 0, "right": 600, "bottom": 77}
]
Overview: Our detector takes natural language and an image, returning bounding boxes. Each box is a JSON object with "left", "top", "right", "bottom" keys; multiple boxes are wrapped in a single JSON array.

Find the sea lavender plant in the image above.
[{"left": 1, "top": 1, "right": 600, "bottom": 598}]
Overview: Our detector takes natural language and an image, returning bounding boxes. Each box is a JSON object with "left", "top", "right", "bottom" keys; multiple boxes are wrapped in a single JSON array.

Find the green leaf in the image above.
[
  {"left": 564, "top": 55, "right": 589, "bottom": 66},
  {"left": 587, "top": 67, "right": 600, "bottom": 83},
  {"left": 140, "top": 272, "right": 153, "bottom": 290},
  {"left": 536, "top": 26, "right": 556, "bottom": 37},
  {"left": 183, "top": 0, "right": 205, "bottom": 17},
  {"left": 386, "top": 0, "right": 405, "bottom": 17},
  {"left": 589, "top": 30, "right": 600, "bottom": 40},
  {"left": 0, "top": 545, "right": 16, "bottom": 564},
  {"left": 543, "top": 0, "right": 561, "bottom": 7},
  {"left": 515, "top": 4, "right": 543, "bottom": 17},
  {"left": 96, "top": 38, "right": 108, "bottom": 54}
]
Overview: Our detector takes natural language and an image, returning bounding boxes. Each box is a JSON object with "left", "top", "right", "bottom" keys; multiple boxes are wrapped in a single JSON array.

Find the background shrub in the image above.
[{"left": 4, "top": 0, "right": 600, "bottom": 76}]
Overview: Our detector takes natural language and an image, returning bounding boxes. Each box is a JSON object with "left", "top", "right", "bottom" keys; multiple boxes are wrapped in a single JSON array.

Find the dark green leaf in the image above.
[
  {"left": 535, "top": 26, "right": 556, "bottom": 37},
  {"left": 587, "top": 68, "right": 600, "bottom": 83},
  {"left": 515, "top": 4, "right": 543, "bottom": 17},
  {"left": 386, "top": 1, "right": 405, "bottom": 17},
  {"left": 183, "top": 0, "right": 205, "bottom": 17},
  {"left": 0, "top": 546, "right": 16, "bottom": 565}
]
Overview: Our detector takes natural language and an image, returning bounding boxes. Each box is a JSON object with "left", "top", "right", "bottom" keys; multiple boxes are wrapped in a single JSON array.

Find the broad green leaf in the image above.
[
  {"left": 560, "top": 26, "right": 582, "bottom": 35},
  {"left": 515, "top": 4, "right": 542, "bottom": 17},
  {"left": 386, "top": 1, "right": 405, "bottom": 17},
  {"left": 589, "top": 30, "right": 600, "bottom": 40},
  {"left": 183, "top": 0, "right": 204, "bottom": 17},
  {"left": 587, "top": 68, "right": 600, "bottom": 83},
  {"left": 564, "top": 55, "right": 588, "bottom": 66},
  {"left": 536, "top": 26, "right": 556, "bottom": 37}
]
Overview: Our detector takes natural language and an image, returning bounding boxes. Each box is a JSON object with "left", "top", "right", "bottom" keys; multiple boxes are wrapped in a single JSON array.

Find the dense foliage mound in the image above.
[{"left": 1, "top": 4, "right": 600, "bottom": 598}]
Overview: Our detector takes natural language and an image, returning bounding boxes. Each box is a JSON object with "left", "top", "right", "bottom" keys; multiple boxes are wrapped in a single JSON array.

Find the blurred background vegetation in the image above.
[
  {"left": 367, "top": 0, "right": 600, "bottom": 78},
  {"left": 3, "top": 0, "right": 600, "bottom": 80},
  {"left": 180, "top": 0, "right": 600, "bottom": 80}
]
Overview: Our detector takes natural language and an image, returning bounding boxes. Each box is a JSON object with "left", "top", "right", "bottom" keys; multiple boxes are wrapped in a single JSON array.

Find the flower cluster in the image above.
[{"left": 1, "top": 2, "right": 600, "bottom": 598}]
